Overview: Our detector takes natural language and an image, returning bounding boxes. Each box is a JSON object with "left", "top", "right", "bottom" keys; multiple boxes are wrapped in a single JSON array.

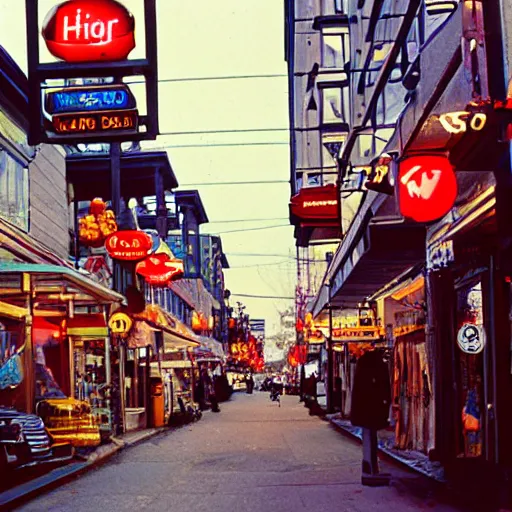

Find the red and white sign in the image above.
[
  {"left": 42, "top": 0, "right": 135, "bottom": 62},
  {"left": 105, "top": 230, "right": 152, "bottom": 261},
  {"left": 289, "top": 184, "right": 338, "bottom": 225},
  {"left": 398, "top": 155, "right": 457, "bottom": 223},
  {"left": 136, "top": 254, "right": 184, "bottom": 286}
]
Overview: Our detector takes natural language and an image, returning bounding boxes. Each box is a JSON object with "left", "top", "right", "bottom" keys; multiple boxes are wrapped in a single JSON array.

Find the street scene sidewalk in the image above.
[{"left": 14, "top": 393, "right": 468, "bottom": 512}]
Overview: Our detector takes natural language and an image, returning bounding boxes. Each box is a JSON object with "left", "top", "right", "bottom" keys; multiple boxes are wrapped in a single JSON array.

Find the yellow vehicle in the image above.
[{"left": 35, "top": 364, "right": 101, "bottom": 447}]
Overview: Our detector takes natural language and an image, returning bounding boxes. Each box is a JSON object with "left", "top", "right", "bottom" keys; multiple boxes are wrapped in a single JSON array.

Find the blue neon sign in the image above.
[{"left": 46, "top": 86, "right": 135, "bottom": 114}]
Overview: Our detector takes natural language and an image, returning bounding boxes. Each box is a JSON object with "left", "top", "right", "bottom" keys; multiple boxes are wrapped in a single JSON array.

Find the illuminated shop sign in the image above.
[
  {"left": 332, "top": 326, "right": 382, "bottom": 342},
  {"left": 105, "top": 230, "right": 153, "bottom": 261},
  {"left": 398, "top": 155, "right": 457, "bottom": 223},
  {"left": 46, "top": 85, "right": 135, "bottom": 114},
  {"left": 42, "top": 0, "right": 136, "bottom": 63},
  {"left": 136, "top": 254, "right": 185, "bottom": 286},
  {"left": 364, "top": 153, "right": 394, "bottom": 195},
  {"left": 438, "top": 111, "right": 487, "bottom": 135},
  {"left": 51, "top": 109, "right": 138, "bottom": 134},
  {"left": 290, "top": 184, "right": 338, "bottom": 224}
]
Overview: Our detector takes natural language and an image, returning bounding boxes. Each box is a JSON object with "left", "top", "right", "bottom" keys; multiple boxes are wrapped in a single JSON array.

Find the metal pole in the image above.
[
  {"left": 327, "top": 289, "right": 334, "bottom": 413},
  {"left": 111, "top": 142, "right": 121, "bottom": 292}
]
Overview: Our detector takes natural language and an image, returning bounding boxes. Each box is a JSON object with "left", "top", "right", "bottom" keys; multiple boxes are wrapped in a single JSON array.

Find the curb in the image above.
[
  {"left": 327, "top": 417, "right": 445, "bottom": 482},
  {"left": 0, "top": 428, "right": 165, "bottom": 511}
]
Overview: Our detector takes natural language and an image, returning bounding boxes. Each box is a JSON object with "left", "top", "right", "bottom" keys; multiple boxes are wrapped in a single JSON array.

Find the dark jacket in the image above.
[{"left": 350, "top": 350, "right": 391, "bottom": 430}]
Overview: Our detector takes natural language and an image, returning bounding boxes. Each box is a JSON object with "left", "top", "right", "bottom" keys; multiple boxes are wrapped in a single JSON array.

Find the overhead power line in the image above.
[
  {"left": 179, "top": 180, "right": 289, "bottom": 187},
  {"left": 146, "top": 141, "right": 288, "bottom": 150},
  {"left": 159, "top": 128, "right": 289, "bottom": 136},
  {"left": 206, "top": 217, "right": 288, "bottom": 224},
  {"left": 126, "top": 74, "right": 287, "bottom": 86},
  {"left": 205, "top": 224, "right": 291, "bottom": 235},
  {"left": 230, "top": 293, "right": 295, "bottom": 300}
]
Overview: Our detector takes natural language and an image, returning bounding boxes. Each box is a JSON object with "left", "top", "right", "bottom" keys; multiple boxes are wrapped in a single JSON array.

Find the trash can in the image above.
[{"left": 150, "top": 380, "right": 165, "bottom": 428}]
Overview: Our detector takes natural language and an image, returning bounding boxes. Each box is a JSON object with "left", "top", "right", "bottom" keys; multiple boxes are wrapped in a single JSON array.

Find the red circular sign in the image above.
[
  {"left": 105, "top": 230, "right": 152, "bottom": 261},
  {"left": 42, "top": 0, "right": 135, "bottom": 63},
  {"left": 136, "top": 254, "right": 184, "bottom": 286},
  {"left": 398, "top": 155, "right": 457, "bottom": 223}
]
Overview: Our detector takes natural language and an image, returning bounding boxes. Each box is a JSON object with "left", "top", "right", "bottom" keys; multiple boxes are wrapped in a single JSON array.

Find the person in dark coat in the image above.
[{"left": 350, "top": 349, "right": 391, "bottom": 430}]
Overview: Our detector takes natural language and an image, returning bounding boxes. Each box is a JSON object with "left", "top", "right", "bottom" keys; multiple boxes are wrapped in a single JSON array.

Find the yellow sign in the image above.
[
  {"left": 108, "top": 312, "right": 133, "bottom": 336},
  {"left": 332, "top": 326, "right": 383, "bottom": 342}
]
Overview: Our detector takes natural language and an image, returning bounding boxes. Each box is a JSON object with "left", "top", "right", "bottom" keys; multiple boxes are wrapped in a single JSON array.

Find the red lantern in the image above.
[
  {"left": 42, "top": 0, "right": 136, "bottom": 63},
  {"left": 105, "top": 230, "right": 152, "bottom": 261},
  {"left": 398, "top": 155, "right": 457, "bottom": 223},
  {"left": 136, "top": 254, "right": 184, "bottom": 286},
  {"left": 191, "top": 311, "right": 202, "bottom": 333}
]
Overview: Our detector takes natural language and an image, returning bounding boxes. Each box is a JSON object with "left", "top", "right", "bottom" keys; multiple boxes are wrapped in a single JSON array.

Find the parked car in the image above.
[{"left": 0, "top": 407, "right": 74, "bottom": 471}]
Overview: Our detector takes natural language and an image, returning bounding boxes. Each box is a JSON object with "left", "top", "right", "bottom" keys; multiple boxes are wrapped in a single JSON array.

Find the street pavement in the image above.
[{"left": 17, "top": 392, "right": 466, "bottom": 512}]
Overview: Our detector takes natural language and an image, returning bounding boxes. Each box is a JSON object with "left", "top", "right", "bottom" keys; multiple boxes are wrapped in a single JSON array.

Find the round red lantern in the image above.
[
  {"left": 105, "top": 230, "right": 152, "bottom": 261},
  {"left": 136, "top": 254, "right": 184, "bottom": 286},
  {"left": 398, "top": 155, "right": 457, "bottom": 223},
  {"left": 42, "top": 0, "right": 136, "bottom": 63}
]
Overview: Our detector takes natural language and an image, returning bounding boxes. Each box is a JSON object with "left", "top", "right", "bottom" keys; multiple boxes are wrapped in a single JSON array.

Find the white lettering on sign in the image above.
[
  {"left": 63, "top": 9, "right": 119, "bottom": 43},
  {"left": 303, "top": 200, "right": 337, "bottom": 208},
  {"left": 438, "top": 111, "right": 487, "bottom": 134},
  {"left": 400, "top": 165, "right": 441, "bottom": 200}
]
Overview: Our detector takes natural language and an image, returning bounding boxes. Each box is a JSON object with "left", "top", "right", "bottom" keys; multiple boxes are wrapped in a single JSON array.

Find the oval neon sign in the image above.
[
  {"left": 42, "top": 0, "right": 136, "bottom": 63},
  {"left": 398, "top": 155, "right": 457, "bottom": 223},
  {"left": 136, "top": 254, "right": 184, "bottom": 286},
  {"left": 105, "top": 230, "right": 152, "bottom": 261}
]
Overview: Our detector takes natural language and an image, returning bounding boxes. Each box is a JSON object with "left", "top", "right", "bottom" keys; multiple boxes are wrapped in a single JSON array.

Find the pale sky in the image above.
[{"left": 0, "top": 0, "right": 296, "bottom": 335}]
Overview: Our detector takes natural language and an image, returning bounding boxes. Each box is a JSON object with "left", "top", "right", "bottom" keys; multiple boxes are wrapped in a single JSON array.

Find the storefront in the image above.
[{"left": 0, "top": 263, "right": 124, "bottom": 446}]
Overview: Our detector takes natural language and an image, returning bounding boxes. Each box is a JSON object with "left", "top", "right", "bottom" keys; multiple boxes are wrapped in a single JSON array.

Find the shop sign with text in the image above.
[
  {"left": 105, "top": 230, "right": 152, "bottom": 261},
  {"left": 398, "top": 155, "right": 457, "bottom": 223},
  {"left": 290, "top": 184, "right": 338, "bottom": 224},
  {"left": 46, "top": 85, "right": 135, "bottom": 114},
  {"left": 51, "top": 109, "right": 138, "bottom": 135},
  {"left": 42, "top": 0, "right": 136, "bottom": 63},
  {"left": 332, "top": 326, "right": 382, "bottom": 342}
]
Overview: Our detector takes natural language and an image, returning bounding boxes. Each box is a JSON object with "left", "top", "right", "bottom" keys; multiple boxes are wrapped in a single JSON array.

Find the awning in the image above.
[
  {"left": 134, "top": 304, "right": 200, "bottom": 352},
  {"left": 67, "top": 313, "right": 108, "bottom": 338},
  {"left": 0, "top": 262, "right": 125, "bottom": 305},
  {"left": 194, "top": 336, "right": 225, "bottom": 360},
  {"left": 0, "top": 300, "right": 28, "bottom": 320},
  {"left": 314, "top": 193, "right": 425, "bottom": 311}
]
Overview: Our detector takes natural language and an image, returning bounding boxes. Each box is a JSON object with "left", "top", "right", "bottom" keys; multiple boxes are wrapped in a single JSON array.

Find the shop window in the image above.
[
  {"left": 455, "top": 280, "right": 484, "bottom": 458},
  {"left": 0, "top": 148, "right": 29, "bottom": 231},
  {"left": 321, "top": 86, "right": 350, "bottom": 125},
  {"left": 321, "top": 32, "right": 350, "bottom": 69}
]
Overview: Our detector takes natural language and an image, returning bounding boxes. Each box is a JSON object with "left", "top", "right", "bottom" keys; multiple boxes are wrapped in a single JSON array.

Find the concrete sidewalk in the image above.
[
  {"left": 15, "top": 393, "right": 470, "bottom": 512},
  {"left": 0, "top": 426, "right": 168, "bottom": 511}
]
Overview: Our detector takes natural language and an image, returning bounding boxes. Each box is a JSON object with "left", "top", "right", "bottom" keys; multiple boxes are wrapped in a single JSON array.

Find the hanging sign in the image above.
[
  {"left": 46, "top": 85, "right": 135, "bottom": 115},
  {"left": 108, "top": 312, "right": 133, "bottom": 337},
  {"left": 332, "top": 326, "right": 382, "bottom": 342},
  {"left": 364, "top": 153, "right": 395, "bottom": 195},
  {"left": 457, "top": 323, "right": 486, "bottom": 354},
  {"left": 51, "top": 109, "right": 138, "bottom": 135},
  {"left": 135, "top": 254, "right": 184, "bottom": 286},
  {"left": 289, "top": 184, "right": 338, "bottom": 224},
  {"left": 105, "top": 230, "right": 152, "bottom": 261},
  {"left": 398, "top": 155, "right": 457, "bottom": 223},
  {"left": 42, "top": 0, "right": 136, "bottom": 63}
]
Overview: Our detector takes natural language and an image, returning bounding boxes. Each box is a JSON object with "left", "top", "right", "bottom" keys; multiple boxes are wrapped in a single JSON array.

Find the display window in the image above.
[{"left": 455, "top": 280, "right": 485, "bottom": 458}]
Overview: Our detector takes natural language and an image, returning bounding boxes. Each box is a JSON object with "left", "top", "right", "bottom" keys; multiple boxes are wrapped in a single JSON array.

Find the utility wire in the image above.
[
  {"left": 204, "top": 224, "right": 291, "bottom": 235},
  {"left": 159, "top": 128, "right": 289, "bottom": 136},
  {"left": 145, "top": 141, "right": 288, "bottom": 150},
  {"left": 206, "top": 217, "right": 288, "bottom": 224},
  {"left": 229, "top": 293, "right": 295, "bottom": 300},
  {"left": 125, "top": 74, "right": 287, "bottom": 86},
  {"left": 178, "top": 180, "right": 289, "bottom": 186}
]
